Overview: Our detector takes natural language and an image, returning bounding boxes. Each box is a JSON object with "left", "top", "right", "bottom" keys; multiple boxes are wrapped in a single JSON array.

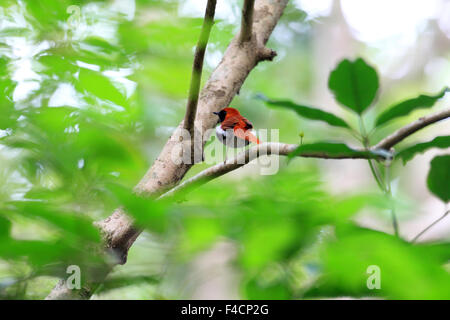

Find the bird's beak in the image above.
[{"left": 213, "top": 112, "right": 219, "bottom": 115}]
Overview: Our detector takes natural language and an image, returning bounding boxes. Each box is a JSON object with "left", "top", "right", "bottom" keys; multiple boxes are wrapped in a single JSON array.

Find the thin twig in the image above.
[
  {"left": 374, "top": 108, "right": 450, "bottom": 150},
  {"left": 385, "top": 160, "right": 399, "bottom": 237},
  {"left": 411, "top": 210, "right": 449, "bottom": 243},
  {"left": 367, "top": 159, "right": 385, "bottom": 191},
  {"left": 183, "top": 0, "right": 217, "bottom": 135},
  {"left": 358, "top": 115, "right": 386, "bottom": 191},
  {"left": 359, "top": 115, "right": 399, "bottom": 236},
  {"left": 159, "top": 142, "right": 362, "bottom": 198},
  {"left": 240, "top": 0, "right": 255, "bottom": 43}
]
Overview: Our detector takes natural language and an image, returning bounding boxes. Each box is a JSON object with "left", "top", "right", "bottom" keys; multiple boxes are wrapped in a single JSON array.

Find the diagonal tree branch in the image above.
[
  {"left": 161, "top": 108, "right": 450, "bottom": 198},
  {"left": 46, "top": 0, "right": 289, "bottom": 300}
]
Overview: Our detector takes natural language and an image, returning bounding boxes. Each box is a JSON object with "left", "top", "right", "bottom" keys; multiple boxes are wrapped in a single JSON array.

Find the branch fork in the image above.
[{"left": 240, "top": 0, "right": 277, "bottom": 62}]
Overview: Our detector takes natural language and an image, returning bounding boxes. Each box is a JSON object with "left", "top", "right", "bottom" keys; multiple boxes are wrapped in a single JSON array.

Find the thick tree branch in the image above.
[
  {"left": 161, "top": 108, "right": 450, "bottom": 198},
  {"left": 183, "top": 0, "right": 217, "bottom": 137},
  {"left": 46, "top": 0, "right": 289, "bottom": 300},
  {"left": 240, "top": 0, "right": 255, "bottom": 43}
]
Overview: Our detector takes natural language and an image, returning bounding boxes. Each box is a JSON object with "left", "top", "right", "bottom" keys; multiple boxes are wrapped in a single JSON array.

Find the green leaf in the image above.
[
  {"left": 397, "top": 136, "right": 450, "bottom": 164},
  {"left": 306, "top": 227, "right": 450, "bottom": 299},
  {"left": 0, "top": 57, "right": 17, "bottom": 130},
  {"left": 376, "top": 87, "right": 448, "bottom": 127},
  {"left": 76, "top": 68, "right": 127, "bottom": 107},
  {"left": 107, "top": 184, "right": 170, "bottom": 233},
  {"left": 181, "top": 215, "right": 222, "bottom": 254},
  {"left": 0, "top": 216, "right": 11, "bottom": 239},
  {"left": 427, "top": 155, "right": 450, "bottom": 203},
  {"left": 328, "top": 58, "right": 379, "bottom": 114},
  {"left": 37, "top": 53, "right": 77, "bottom": 77},
  {"left": 95, "top": 276, "right": 160, "bottom": 294},
  {"left": 244, "top": 274, "right": 291, "bottom": 300},
  {"left": 289, "top": 142, "right": 375, "bottom": 160},
  {"left": 0, "top": 239, "right": 66, "bottom": 266},
  {"left": 258, "top": 95, "right": 350, "bottom": 128},
  {"left": 0, "top": 238, "right": 96, "bottom": 269},
  {"left": 81, "top": 37, "right": 122, "bottom": 55},
  {"left": 416, "top": 243, "right": 450, "bottom": 265},
  {"left": 240, "top": 221, "right": 298, "bottom": 271},
  {"left": 11, "top": 202, "right": 101, "bottom": 243},
  {"left": 0, "top": 28, "right": 32, "bottom": 38}
]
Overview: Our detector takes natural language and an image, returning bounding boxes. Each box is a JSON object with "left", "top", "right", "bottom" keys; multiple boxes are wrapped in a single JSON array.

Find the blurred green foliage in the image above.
[
  {"left": 307, "top": 226, "right": 450, "bottom": 299},
  {"left": 427, "top": 155, "right": 450, "bottom": 203},
  {"left": 0, "top": 0, "right": 448, "bottom": 300}
]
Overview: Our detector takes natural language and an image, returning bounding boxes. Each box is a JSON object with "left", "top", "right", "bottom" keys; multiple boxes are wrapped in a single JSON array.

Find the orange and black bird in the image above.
[{"left": 213, "top": 107, "right": 260, "bottom": 148}]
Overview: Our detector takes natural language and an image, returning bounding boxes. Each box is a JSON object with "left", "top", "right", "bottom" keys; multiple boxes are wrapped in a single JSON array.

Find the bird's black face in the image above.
[{"left": 213, "top": 110, "right": 227, "bottom": 122}]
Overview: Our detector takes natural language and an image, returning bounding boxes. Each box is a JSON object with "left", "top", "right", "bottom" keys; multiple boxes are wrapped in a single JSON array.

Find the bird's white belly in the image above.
[{"left": 215, "top": 126, "right": 249, "bottom": 148}]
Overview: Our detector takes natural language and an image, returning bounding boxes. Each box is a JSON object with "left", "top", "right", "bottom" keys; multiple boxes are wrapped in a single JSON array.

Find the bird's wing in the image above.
[
  {"left": 240, "top": 116, "right": 253, "bottom": 129},
  {"left": 222, "top": 115, "right": 260, "bottom": 144},
  {"left": 221, "top": 116, "right": 240, "bottom": 130},
  {"left": 233, "top": 127, "right": 260, "bottom": 144}
]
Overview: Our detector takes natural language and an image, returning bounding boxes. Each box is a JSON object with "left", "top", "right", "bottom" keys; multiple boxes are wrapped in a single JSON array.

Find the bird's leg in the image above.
[{"left": 223, "top": 145, "right": 228, "bottom": 163}]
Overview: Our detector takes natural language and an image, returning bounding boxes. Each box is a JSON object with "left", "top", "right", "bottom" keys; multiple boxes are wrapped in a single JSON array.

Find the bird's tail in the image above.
[{"left": 234, "top": 128, "right": 260, "bottom": 145}]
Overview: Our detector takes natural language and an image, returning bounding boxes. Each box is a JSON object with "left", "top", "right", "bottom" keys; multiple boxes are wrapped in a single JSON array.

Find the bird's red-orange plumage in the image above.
[{"left": 214, "top": 107, "right": 260, "bottom": 145}]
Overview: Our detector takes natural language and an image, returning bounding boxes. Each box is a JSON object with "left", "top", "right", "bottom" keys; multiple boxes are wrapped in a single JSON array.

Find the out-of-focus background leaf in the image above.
[
  {"left": 305, "top": 227, "right": 450, "bottom": 299},
  {"left": 427, "top": 155, "right": 450, "bottom": 203}
]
